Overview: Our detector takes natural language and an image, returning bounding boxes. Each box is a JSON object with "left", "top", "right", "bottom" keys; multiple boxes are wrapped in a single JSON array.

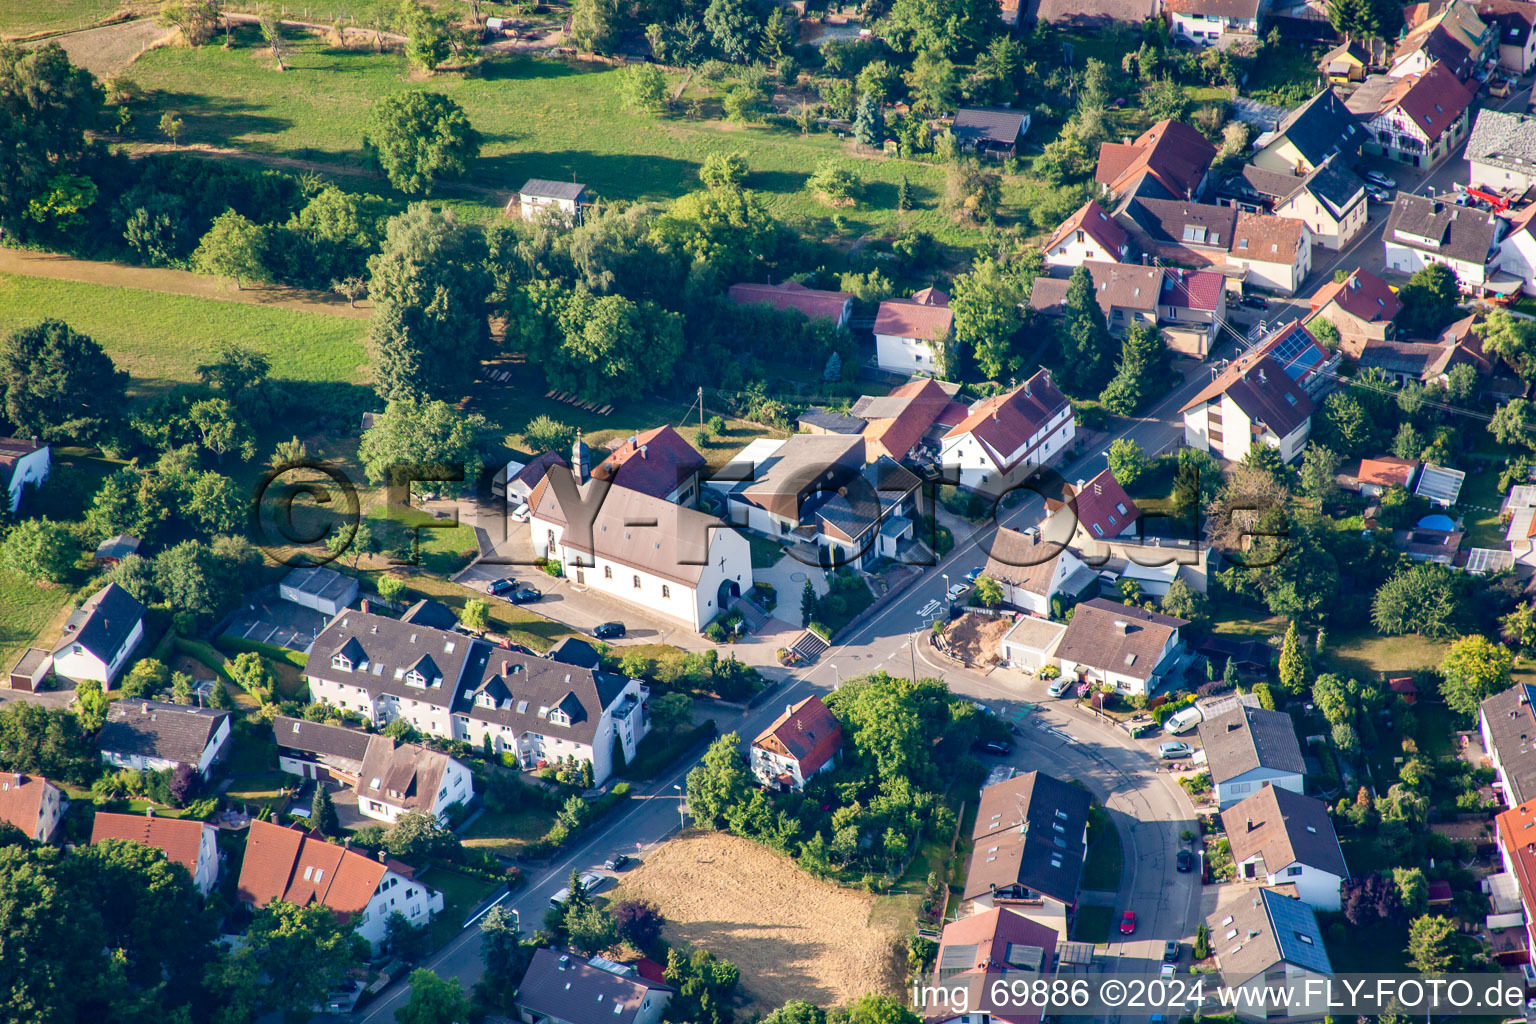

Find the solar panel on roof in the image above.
[{"left": 1262, "top": 889, "right": 1333, "bottom": 974}]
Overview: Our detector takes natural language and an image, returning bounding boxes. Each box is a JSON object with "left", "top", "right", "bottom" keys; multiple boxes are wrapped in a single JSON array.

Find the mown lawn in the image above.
[
  {"left": 1071, "top": 904, "right": 1113, "bottom": 944},
  {"left": 125, "top": 31, "right": 1048, "bottom": 247},
  {"left": 0, "top": 0, "right": 130, "bottom": 36},
  {"left": 1457, "top": 465, "right": 1507, "bottom": 549},
  {"left": 418, "top": 866, "right": 503, "bottom": 946},
  {"left": 0, "top": 571, "right": 74, "bottom": 671},
  {"left": 1081, "top": 804, "right": 1124, "bottom": 891},
  {"left": 351, "top": 569, "right": 576, "bottom": 651},
  {"left": 460, "top": 807, "right": 556, "bottom": 859},
  {"left": 0, "top": 274, "right": 369, "bottom": 397}
]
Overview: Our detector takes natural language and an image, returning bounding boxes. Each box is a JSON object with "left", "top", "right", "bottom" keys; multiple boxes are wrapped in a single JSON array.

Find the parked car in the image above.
[
  {"left": 1361, "top": 169, "right": 1397, "bottom": 189},
  {"left": 1163, "top": 707, "right": 1203, "bottom": 735},
  {"left": 1164, "top": 940, "right": 1180, "bottom": 962},
  {"left": 604, "top": 854, "right": 631, "bottom": 870},
  {"left": 1160, "top": 963, "right": 1176, "bottom": 980},
  {"left": 1159, "top": 741, "right": 1194, "bottom": 760},
  {"left": 1175, "top": 849, "right": 1194, "bottom": 873},
  {"left": 964, "top": 567, "right": 984, "bottom": 583},
  {"left": 593, "top": 621, "right": 626, "bottom": 640},
  {"left": 946, "top": 582, "right": 972, "bottom": 601},
  {"left": 550, "top": 872, "right": 604, "bottom": 908},
  {"left": 1119, "top": 910, "right": 1137, "bottom": 935},
  {"left": 1239, "top": 293, "right": 1267, "bottom": 310},
  {"left": 510, "top": 502, "right": 532, "bottom": 523},
  {"left": 1047, "top": 677, "right": 1072, "bottom": 698},
  {"left": 487, "top": 578, "right": 516, "bottom": 596},
  {"left": 1366, "top": 186, "right": 1393, "bottom": 203},
  {"left": 509, "top": 586, "right": 542, "bottom": 604},
  {"left": 974, "top": 740, "right": 1013, "bottom": 756}
]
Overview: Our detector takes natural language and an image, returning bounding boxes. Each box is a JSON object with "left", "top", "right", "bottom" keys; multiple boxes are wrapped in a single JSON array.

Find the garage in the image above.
[
  {"left": 999, "top": 617, "right": 1067, "bottom": 673},
  {"left": 279, "top": 567, "right": 359, "bottom": 617}
]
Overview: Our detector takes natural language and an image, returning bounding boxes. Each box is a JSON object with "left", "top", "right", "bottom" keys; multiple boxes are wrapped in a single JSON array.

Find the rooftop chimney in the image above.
[
  {"left": 501, "top": 660, "right": 510, "bottom": 676},
  {"left": 146, "top": 805, "right": 155, "bottom": 817},
  {"left": 786, "top": 704, "right": 794, "bottom": 717},
  {"left": 360, "top": 598, "right": 371, "bottom": 614},
  {"left": 1246, "top": 818, "right": 1255, "bottom": 832},
  {"left": 639, "top": 444, "right": 648, "bottom": 460}
]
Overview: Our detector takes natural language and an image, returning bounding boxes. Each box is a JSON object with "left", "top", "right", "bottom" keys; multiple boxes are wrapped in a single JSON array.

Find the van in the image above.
[
  {"left": 1163, "top": 707, "right": 1203, "bottom": 735},
  {"left": 549, "top": 871, "right": 604, "bottom": 909}
]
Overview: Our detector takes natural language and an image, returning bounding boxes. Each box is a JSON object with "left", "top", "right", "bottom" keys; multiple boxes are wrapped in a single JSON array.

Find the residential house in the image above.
[
  {"left": 1222, "top": 786, "right": 1349, "bottom": 910},
  {"left": 939, "top": 371, "right": 1076, "bottom": 496},
  {"left": 1061, "top": 468, "right": 1142, "bottom": 548},
  {"left": 92, "top": 534, "right": 141, "bottom": 568},
  {"left": 354, "top": 735, "right": 473, "bottom": 825},
  {"left": 1053, "top": 598, "right": 1189, "bottom": 697},
  {"left": 1229, "top": 212, "right": 1313, "bottom": 294},
  {"left": 1095, "top": 120, "right": 1217, "bottom": 202},
  {"left": 851, "top": 377, "right": 957, "bottom": 463},
  {"left": 1252, "top": 88, "right": 1363, "bottom": 176},
  {"left": 92, "top": 811, "right": 220, "bottom": 896},
  {"left": 1393, "top": 525, "right": 1463, "bottom": 563},
  {"left": 513, "top": 950, "right": 672, "bottom": 1024},
  {"left": 51, "top": 583, "right": 145, "bottom": 688},
  {"left": 1159, "top": 267, "right": 1229, "bottom": 357},
  {"left": 874, "top": 288, "right": 954, "bottom": 375},
  {"left": 1025, "top": 0, "right": 1159, "bottom": 26},
  {"left": 99, "top": 700, "right": 232, "bottom": 778},
  {"left": 726, "top": 280, "right": 853, "bottom": 328},
  {"left": 496, "top": 450, "right": 568, "bottom": 508},
  {"left": 1355, "top": 456, "right": 1421, "bottom": 498},
  {"left": 1497, "top": 206, "right": 1536, "bottom": 297},
  {"left": 1480, "top": 682, "right": 1536, "bottom": 804},
  {"left": 1226, "top": 157, "right": 1368, "bottom": 251},
  {"left": 512, "top": 179, "right": 587, "bottom": 225},
  {"left": 1198, "top": 706, "right": 1306, "bottom": 808},
  {"left": 531, "top": 445, "right": 752, "bottom": 630},
  {"left": 1029, "top": 262, "right": 1161, "bottom": 338},
  {"left": 1180, "top": 351, "right": 1316, "bottom": 464},
  {"left": 963, "top": 771, "right": 1091, "bottom": 937},
  {"left": 1116, "top": 196, "right": 1236, "bottom": 267},
  {"left": 1306, "top": 267, "right": 1401, "bottom": 355},
  {"left": 0, "top": 438, "right": 49, "bottom": 514},
  {"left": 1493, "top": 799, "right": 1536, "bottom": 972},
  {"left": 1204, "top": 888, "right": 1334, "bottom": 1018},
  {"left": 1043, "top": 199, "right": 1134, "bottom": 269},
  {"left": 592, "top": 426, "right": 708, "bottom": 507},
  {"left": 797, "top": 407, "right": 866, "bottom": 436},
  {"left": 999, "top": 617, "right": 1071, "bottom": 674},
  {"left": 981, "top": 525, "right": 1097, "bottom": 616},
  {"left": 1165, "top": 0, "right": 1267, "bottom": 45},
  {"left": 1318, "top": 37, "right": 1388, "bottom": 82},
  {"left": 272, "top": 715, "right": 372, "bottom": 783},
  {"left": 279, "top": 566, "right": 359, "bottom": 617},
  {"left": 1357, "top": 327, "right": 1499, "bottom": 385},
  {"left": 1350, "top": 63, "right": 1476, "bottom": 169},
  {"left": 717, "top": 434, "right": 921, "bottom": 568},
  {"left": 750, "top": 695, "right": 842, "bottom": 791},
  {"left": 0, "top": 773, "right": 64, "bottom": 842},
  {"left": 238, "top": 818, "right": 443, "bottom": 951},
  {"left": 303, "top": 609, "right": 651, "bottom": 786},
  {"left": 1477, "top": 0, "right": 1536, "bottom": 72},
  {"left": 926, "top": 908, "right": 1060, "bottom": 1024},
  {"left": 952, "top": 107, "right": 1030, "bottom": 159},
  {"left": 1388, "top": 193, "right": 1505, "bottom": 290},
  {"left": 1391, "top": 0, "right": 1495, "bottom": 78}
]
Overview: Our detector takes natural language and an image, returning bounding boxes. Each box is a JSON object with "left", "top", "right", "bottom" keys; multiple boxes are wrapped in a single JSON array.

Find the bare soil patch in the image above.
[
  {"left": 612, "top": 830, "right": 905, "bottom": 1012},
  {"left": 946, "top": 611, "right": 1012, "bottom": 669},
  {"left": 33, "top": 17, "right": 173, "bottom": 77}
]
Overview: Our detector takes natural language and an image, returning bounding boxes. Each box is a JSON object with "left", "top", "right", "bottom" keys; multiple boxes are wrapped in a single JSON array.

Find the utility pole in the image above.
[{"left": 698, "top": 386, "right": 704, "bottom": 428}]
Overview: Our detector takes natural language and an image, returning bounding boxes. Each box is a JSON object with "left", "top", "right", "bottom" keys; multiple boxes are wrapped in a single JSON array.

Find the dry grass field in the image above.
[{"left": 613, "top": 831, "right": 906, "bottom": 1012}]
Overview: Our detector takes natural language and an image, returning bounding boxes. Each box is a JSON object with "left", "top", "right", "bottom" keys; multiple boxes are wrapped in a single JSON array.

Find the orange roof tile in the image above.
[
  {"left": 237, "top": 819, "right": 387, "bottom": 917},
  {"left": 91, "top": 811, "right": 208, "bottom": 877}
]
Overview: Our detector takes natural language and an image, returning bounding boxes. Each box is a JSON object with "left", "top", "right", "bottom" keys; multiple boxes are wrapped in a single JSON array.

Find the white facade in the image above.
[
  {"left": 517, "top": 193, "right": 583, "bottom": 225},
  {"left": 2, "top": 444, "right": 49, "bottom": 514},
  {"left": 1235, "top": 856, "right": 1344, "bottom": 910},
  {"left": 1057, "top": 632, "right": 1180, "bottom": 697},
  {"left": 1227, "top": 223, "right": 1314, "bottom": 294},
  {"left": 1498, "top": 226, "right": 1536, "bottom": 297},
  {"left": 1183, "top": 394, "right": 1311, "bottom": 464},
  {"left": 1470, "top": 157, "right": 1536, "bottom": 195},
  {"left": 1384, "top": 236, "right": 1492, "bottom": 287},
  {"left": 101, "top": 713, "right": 231, "bottom": 778},
  {"left": 1364, "top": 104, "right": 1471, "bottom": 169},
  {"left": 940, "top": 406, "right": 1076, "bottom": 496},
  {"left": 353, "top": 869, "right": 445, "bottom": 951},
  {"left": 356, "top": 756, "right": 474, "bottom": 826},
  {"left": 749, "top": 743, "right": 836, "bottom": 791},
  {"left": 189, "top": 823, "right": 220, "bottom": 897},
  {"left": 1215, "top": 766, "right": 1304, "bottom": 809},
  {"left": 1171, "top": 8, "right": 1260, "bottom": 45},
  {"left": 1000, "top": 547, "right": 1088, "bottom": 616},
  {"left": 53, "top": 618, "right": 142, "bottom": 687},
  {"left": 1045, "top": 231, "right": 1129, "bottom": 269},
  {"left": 1277, "top": 185, "right": 1367, "bottom": 251},
  {"left": 875, "top": 331, "right": 944, "bottom": 375}
]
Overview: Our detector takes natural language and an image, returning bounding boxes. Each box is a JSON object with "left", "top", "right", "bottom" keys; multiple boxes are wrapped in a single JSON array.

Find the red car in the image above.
[{"left": 1119, "top": 911, "right": 1137, "bottom": 935}]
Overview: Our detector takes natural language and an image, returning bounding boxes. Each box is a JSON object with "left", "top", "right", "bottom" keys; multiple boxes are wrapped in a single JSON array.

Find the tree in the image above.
[
  {"left": 332, "top": 276, "right": 367, "bottom": 307},
  {"left": 228, "top": 651, "right": 276, "bottom": 701},
  {"left": 853, "top": 93, "right": 884, "bottom": 149},
  {"left": 685, "top": 732, "right": 751, "bottom": 828},
  {"left": 973, "top": 575, "right": 1003, "bottom": 607},
  {"left": 74, "top": 676, "right": 109, "bottom": 731},
  {"left": 884, "top": 0, "right": 988, "bottom": 57},
  {"left": 188, "top": 397, "right": 255, "bottom": 462},
  {"left": 1099, "top": 322, "right": 1171, "bottom": 414},
  {"left": 384, "top": 810, "right": 458, "bottom": 860},
  {"left": 215, "top": 900, "right": 366, "bottom": 1022},
  {"left": 801, "top": 579, "right": 816, "bottom": 627},
  {"left": 1490, "top": 398, "right": 1536, "bottom": 450},
  {"left": 704, "top": 0, "right": 762, "bottom": 62},
  {"left": 1394, "top": 866, "right": 1428, "bottom": 916},
  {"left": 0, "top": 44, "right": 103, "bottom": 232},
  {"left": 1161, "top": 578, "right": 1209, "bottom": 625},
  {"left": 1316, "top": 391, "right": 1376, "bottom": 457},
  {"left": 396, "top": 969, "right": 472, "bottom": 1024},
  {"left": 363, "top": 92, "right": 481, "bottom": 195},
  {"left": 121, "top": 658, "right": 169, "bottom": 699},
  {"left": 1100, "top": 439, "right": 1147, "bottom": 489},
  {"left": 521, "top": 414, "right": 577, "bottom": 456},
  {"left": 458, "top": 597, "right": 490, "bottom": 634},
  {"left": 158, "top": 110, "right": 183, "bottom": 145},
  {"left": 159, "top": 0, "right": 221, "bottom": 45},
  {"left": 619, "top": 64, "right": 668, "bottom": 112},
  {"left": 897, "top": 175, "right": 913, "bottom": 212},
  {"left": 1439, "top": 634, "right": 1513, "bottom": 715},
  {"left": 1298, "top": 445, "right": 1340, "bottom": 505},
  {"left": 565, "top": 901, "right": 619, "bottom": 955},
  {"left": 0, "top": 319, "right": 127, "bottom": 443},
  {"left": 256, "top": 6, "right": 292, "bottom": 70},
  {"left": 759, "top": 4, "right": 795, "bottom": 59},
  {"left": 951, "top": 256, "right": 1030, "bottom": 379},
  {"left": 1396, "top": 263, "right": 1460, "bottom": 337},
  {"left": 905, "top": 52, "right": 961, "bottom": 116},
  {"left": 1503, "top": 601, "right": 1536, "bottom": 653},
  {"left": 1372, "top": 562, "right": 1464, "bottom": 639},
  {"left": 649, "top": 184, "right": 778, "bottom": 283},
  {"left": 1328, "top": 0, "right": 1379, "bottom": 38},
  {"left": 1277, "top": 620, "right": 1311, "bottom": 694},
  {"left": 197, "top": 341, "right": 276, "bottom": 421},
  {"left": 398, "top": 0, "right": 454, "bottom": 71},
  {"left": 368, "top": 204, "right": 492, "bottom": 402},
  {"left": 944, "top": 158, "right": 1001, "bottom": 225},
  {"left": 807, "top": 160, "right": 862, "bottom": 207},
  {"left": 837, "top": 993, "right": 923, "bottom": 1024},
  {"left": 649, "top": 691, "right": 694, "bottom": 736},
  {"left": 699, "top": 151, "right": 748, "bottom": 191},
  {"left": 1053, "top": 265, "right": 1110, "bottom": 395},
  {"left": 376, "top": 574, "right": 407, "bottom": 609},
  {"left": 613, "top": 898, "right": 664, "bottom": 949},
  {"left": 193, "top": 209, "right": 266, "bottom": 289},
  {"left": 1407, "top": 913, "right": 1477, "bottom": 972},
  {"left": 2, "top": 518, "right": 74, "bottom": 582},
  {"left": 311, "top": 784, "right": 340, "bottom": 836},
  {"left": 569, "top": 0, "right": 623, "bottom": 51}
]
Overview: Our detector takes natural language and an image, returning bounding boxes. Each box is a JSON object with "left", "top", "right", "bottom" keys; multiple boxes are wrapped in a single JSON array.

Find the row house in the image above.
[
  {"left": 1166, "top": 0, "right": 1268, "bottom": 46},
  {"left": 1252, "top": 88, "right": 1363, "bottom": 177},
  {"left": 1223, "top": 157, "right": 1368, "bottom": 251},
  {"left": 1391, "top": 0, "right": 1496, "bottom": 79},
  {"left": 962, "top": 771, "right": 1090, "bottom": 938},
  {"left": 1096, "top": 120, "right": 1217, "bottom": 203},
  {"left": 1306, "top": 267, "right": 1401, "bottom": 356},
  {"left": 1384, "top": 192, "right": 1507, "bottom": 289},
  {"left": 1030, "top": 261, "right": 1229, "bottom": 357},
  {"left": 938, "top": 371, "right": 1075, "bottom": 496},
  {"left": 1042, "top": 199, "right": 1133, "bottom": 269},
  {"left": 1116, "top": 197, "right": 1314, "bottom": 296},
  {"left": 1180, "top": 321, "right": 1327, "bottom": 464},
  {"left": 1477, "top": 0, "right": 1536, "bottom": 72},
  {"left": 1221, "top": 786, "right": 1349, "bottom": 910},
  {"left": 874, "top": 287, "right": 953, "bottom": 376}
]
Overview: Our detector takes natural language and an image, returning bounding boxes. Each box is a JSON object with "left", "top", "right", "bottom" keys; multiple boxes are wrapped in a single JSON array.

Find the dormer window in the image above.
[
  {"left": 550, "top": 709, "right": 570, "bottom": 726},
  {"left": 406, "top": 669, "right": 427, "bottom": 688},
  {"left": 332, "top": 654, "right": 352, "bottom": 671}
]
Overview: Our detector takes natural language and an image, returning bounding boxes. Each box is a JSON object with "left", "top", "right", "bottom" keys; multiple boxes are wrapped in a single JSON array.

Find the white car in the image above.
[
  {"left": 1160, "top": 963, "right": 1176, "bottom": 980},
  {"left": 1046, "top": 678, "right": 1072, "bottom": 698},
  {"left": 548, "top": 871, "right": 604, "bottom": 908},
  {"left": 511, "top": 502, "right": 531, "bottom": 523},
  {"left": 946, "top": 582, "right": 971, "bottom": 601}
]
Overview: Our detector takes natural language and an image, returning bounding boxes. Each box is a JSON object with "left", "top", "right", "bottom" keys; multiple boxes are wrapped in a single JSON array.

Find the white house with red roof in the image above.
[
  {"left": 1307, "top": 268, "right": 1401, "bottom": 355},
  {"left": 1493, "top": 800, "right": 1536, "bottom": 970},
  {"left": 726, "top": 280, "right": 853, "bottom": 327},
  {"left": 940, "top": 371, "right": 1074, "bottom": 495},
  {"left": 1158, "top": 267, "right": 1228, "bottom": 357},
  {"left": 1496, "top": 206, "right": 1536, "bottom": 298},
  {"left": 926, "top": 907, "right": 1060, "bottom": 1024},
  {"left": 1352, "top": 62, "right": 1474, "bottom": 169},
  {"left": 1043, "top": 199, "right": 1133, "bottom": 269},
  {"left": 1181, "top": 340, "right": 1316, "bottom": 463},
  {"left": 750, "top": 695, "right": 842, "bottom": 791},
  {"left": 0, "top": 772, "right": 65, "bottom": 843},
  {"left": 874, "top": 288, "right": 954, "bottom": 375},
  {"left": 92, "top": 810, "right": 220, "bottom": 896},
  {"left": 592, "top": 426, "right": 708, "bottom": 507},
  {"left": 237, "top": 818, "right": 442, "bottom": 950},
  {"left": 1355, "top": 456, "right": 1420, "bottom": 498},
  {"left": 1064, "top": 469, "right": 1141, "bottom": 548}
]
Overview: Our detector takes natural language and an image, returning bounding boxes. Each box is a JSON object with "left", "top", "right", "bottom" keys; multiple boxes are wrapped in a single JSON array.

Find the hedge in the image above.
[
  {"left": 623, "top": 720, "right": 717, "bottom": 781},
  {"left": 172, "top": 638, "right": 237, "bottom": 687},
  {"left": 521, "top": 782, "right": 632, "bottom": 860},
  {"left": 213, "top": 635, "right": 309, "bottom": 670}
]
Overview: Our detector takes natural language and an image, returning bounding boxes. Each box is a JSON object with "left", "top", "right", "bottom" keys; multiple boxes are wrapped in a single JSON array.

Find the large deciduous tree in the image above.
[
  {"left": 0, "top": 43, "right": 103, "bottom": 234},
  {"left": 1438, "top": 634, "right": 1513, "bottom": 715},
  {"left": 363, "top": 92, "right": 481, "bottom": 195},
  {"left": 357, "top": 397, "right": 484, "bottom": 486},
  {"left": 0, "top": 319, "right": 127, "bottom": 443}
]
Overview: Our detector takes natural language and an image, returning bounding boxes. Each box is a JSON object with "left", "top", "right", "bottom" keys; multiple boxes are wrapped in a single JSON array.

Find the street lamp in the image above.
[
  {"left": 941, "top": 573, "right": 950, "bottom": 599},
  {"left": 908, "top": 630, "right": 919, "bottom": 684},
  {"left": 671, "top": 783, "right": 687, "bottom": 830},
  {"left": 830, "top": 664, "right": 841, "bottom": 688}
]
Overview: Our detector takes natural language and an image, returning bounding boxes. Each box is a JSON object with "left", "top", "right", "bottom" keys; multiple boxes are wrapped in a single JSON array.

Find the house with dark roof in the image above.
[
  {"left": 1318, "top": 37, "right": 1389, "bottom": 82},
  {"left": 1026, "top": 0, "right": 1158, "bottom": 25},
  {"left": 1198, "top": 706, "right": 1305, "bottom": 808},
  {"left": 1391, "top": 0, "right": 1495, "bottom": 79},
  {"left": 547, "top": 636, "right": 604, "bottom": 669},
  {"left": 1384, "top": 192, "right": 1506, "bottom": 289},
  {"left": 1029, "top": 262, "right": 1161, "bottom": 337},
  {"left": 1393, "top": 525, "right": 1463, "bottom": 563},
  {"left": 280, "top": 566, "right": 359, "bottom": 617},
  {"left": 1095, "top": 120, "right": 1217, "bottom": 202},
  {"left": 1180, "top": 345, "right": 1316, "bottom": 464},
  {"left": 513, "top": 949, "right": 672, "bottom": 1024},
  {"left": 874, "top": 287, "right": 954, "bottom": 376},
  {"left": 51, "top": 583, "right": 145, "bottom": 688},
  {"left": 952, "top": 107, "right": 1030, "bottom": 158},
  {"left": 92, "top": 534, "right": 141, "bottom": 567},
  {"left": 1222, "top": 787, "right": 1349, "bottom": 909},
  {"left": 273, "top": 716, "right": 372, "bottom": 784},
  {"left": 99, "top": 700, "right": 232, "bottom": 779},
  {"left": 92, "top": 810, "right": 220, "bottom": 896},
  {"left": 1224, "top": 156, "right": 1368, "bottom": 251},
  {"left": 1165, "top": 0, "right": 1267, "bottom": 45},
  {"left": 0, "top": 438, "right": 49, "bottom": 515},
  {"left": 1205, "top": 888, "right": 1333, "bottom": 1012},
  {"left": 1480, "top": 682, "right": 1536, "bottom": 806},
  {"left": 1054, "top": 598, "right": 1189, "bottom": 697},
  {"left": 726, "top": 280, "right": 853, "bottom": 327},
  {"left": 1252, "top": 88, "right": 1363, "bottom": 176},
  {"left": 238, "top": 818, "right": 442, "bottom": 951},
  {"left": 1116, "top": 196, "right": 1236, "bottom": 265},
  {"left": 355, "top": 735, "right": 473, "bottom": 824},
  {"left": 939, "top": 371, "right": 1075, "bottom": 496},
  {"left": 513, "top": 178, "right": 588, "bottom": 225},
  {"left": 497, "top": 449, "right": 569, "bottom": 509},
  {"left": 927, "top": 907, "right": 1059, "bottom": 1024},
  {"left": 0, "top": 772, "right": 64, "bottom": 843},
  {"left": 1476, "top": 0, "right": 1536, "bottom": 72},
  {"left": 751, "top": 695, "right": 842, "bottom": 791},
  {"left": 963, "top": 771, "right": 1090, "bottom": 937},
  {"left": 1307, "top": 267, "right": 1401, "bottom": 355},
  {"left": 1044, "top": 199, "right": 1134, "bottom": 269},
  {"left": 797, "top": 407, "right": 866, "bottom": 436},
  {"left": 592, "top": 426, "right": 707, "bottom": 506},
  {"left": 981, "top": 525, "right": 1096, "bottom": 617},
  {"left": 1351, "top": 63, "right": 1475, "bottom": 170}
]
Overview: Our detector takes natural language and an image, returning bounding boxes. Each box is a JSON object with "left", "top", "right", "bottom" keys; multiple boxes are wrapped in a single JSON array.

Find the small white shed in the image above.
[{"left": 999, "top": 616, "right": 1068, "bottom": 673}]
